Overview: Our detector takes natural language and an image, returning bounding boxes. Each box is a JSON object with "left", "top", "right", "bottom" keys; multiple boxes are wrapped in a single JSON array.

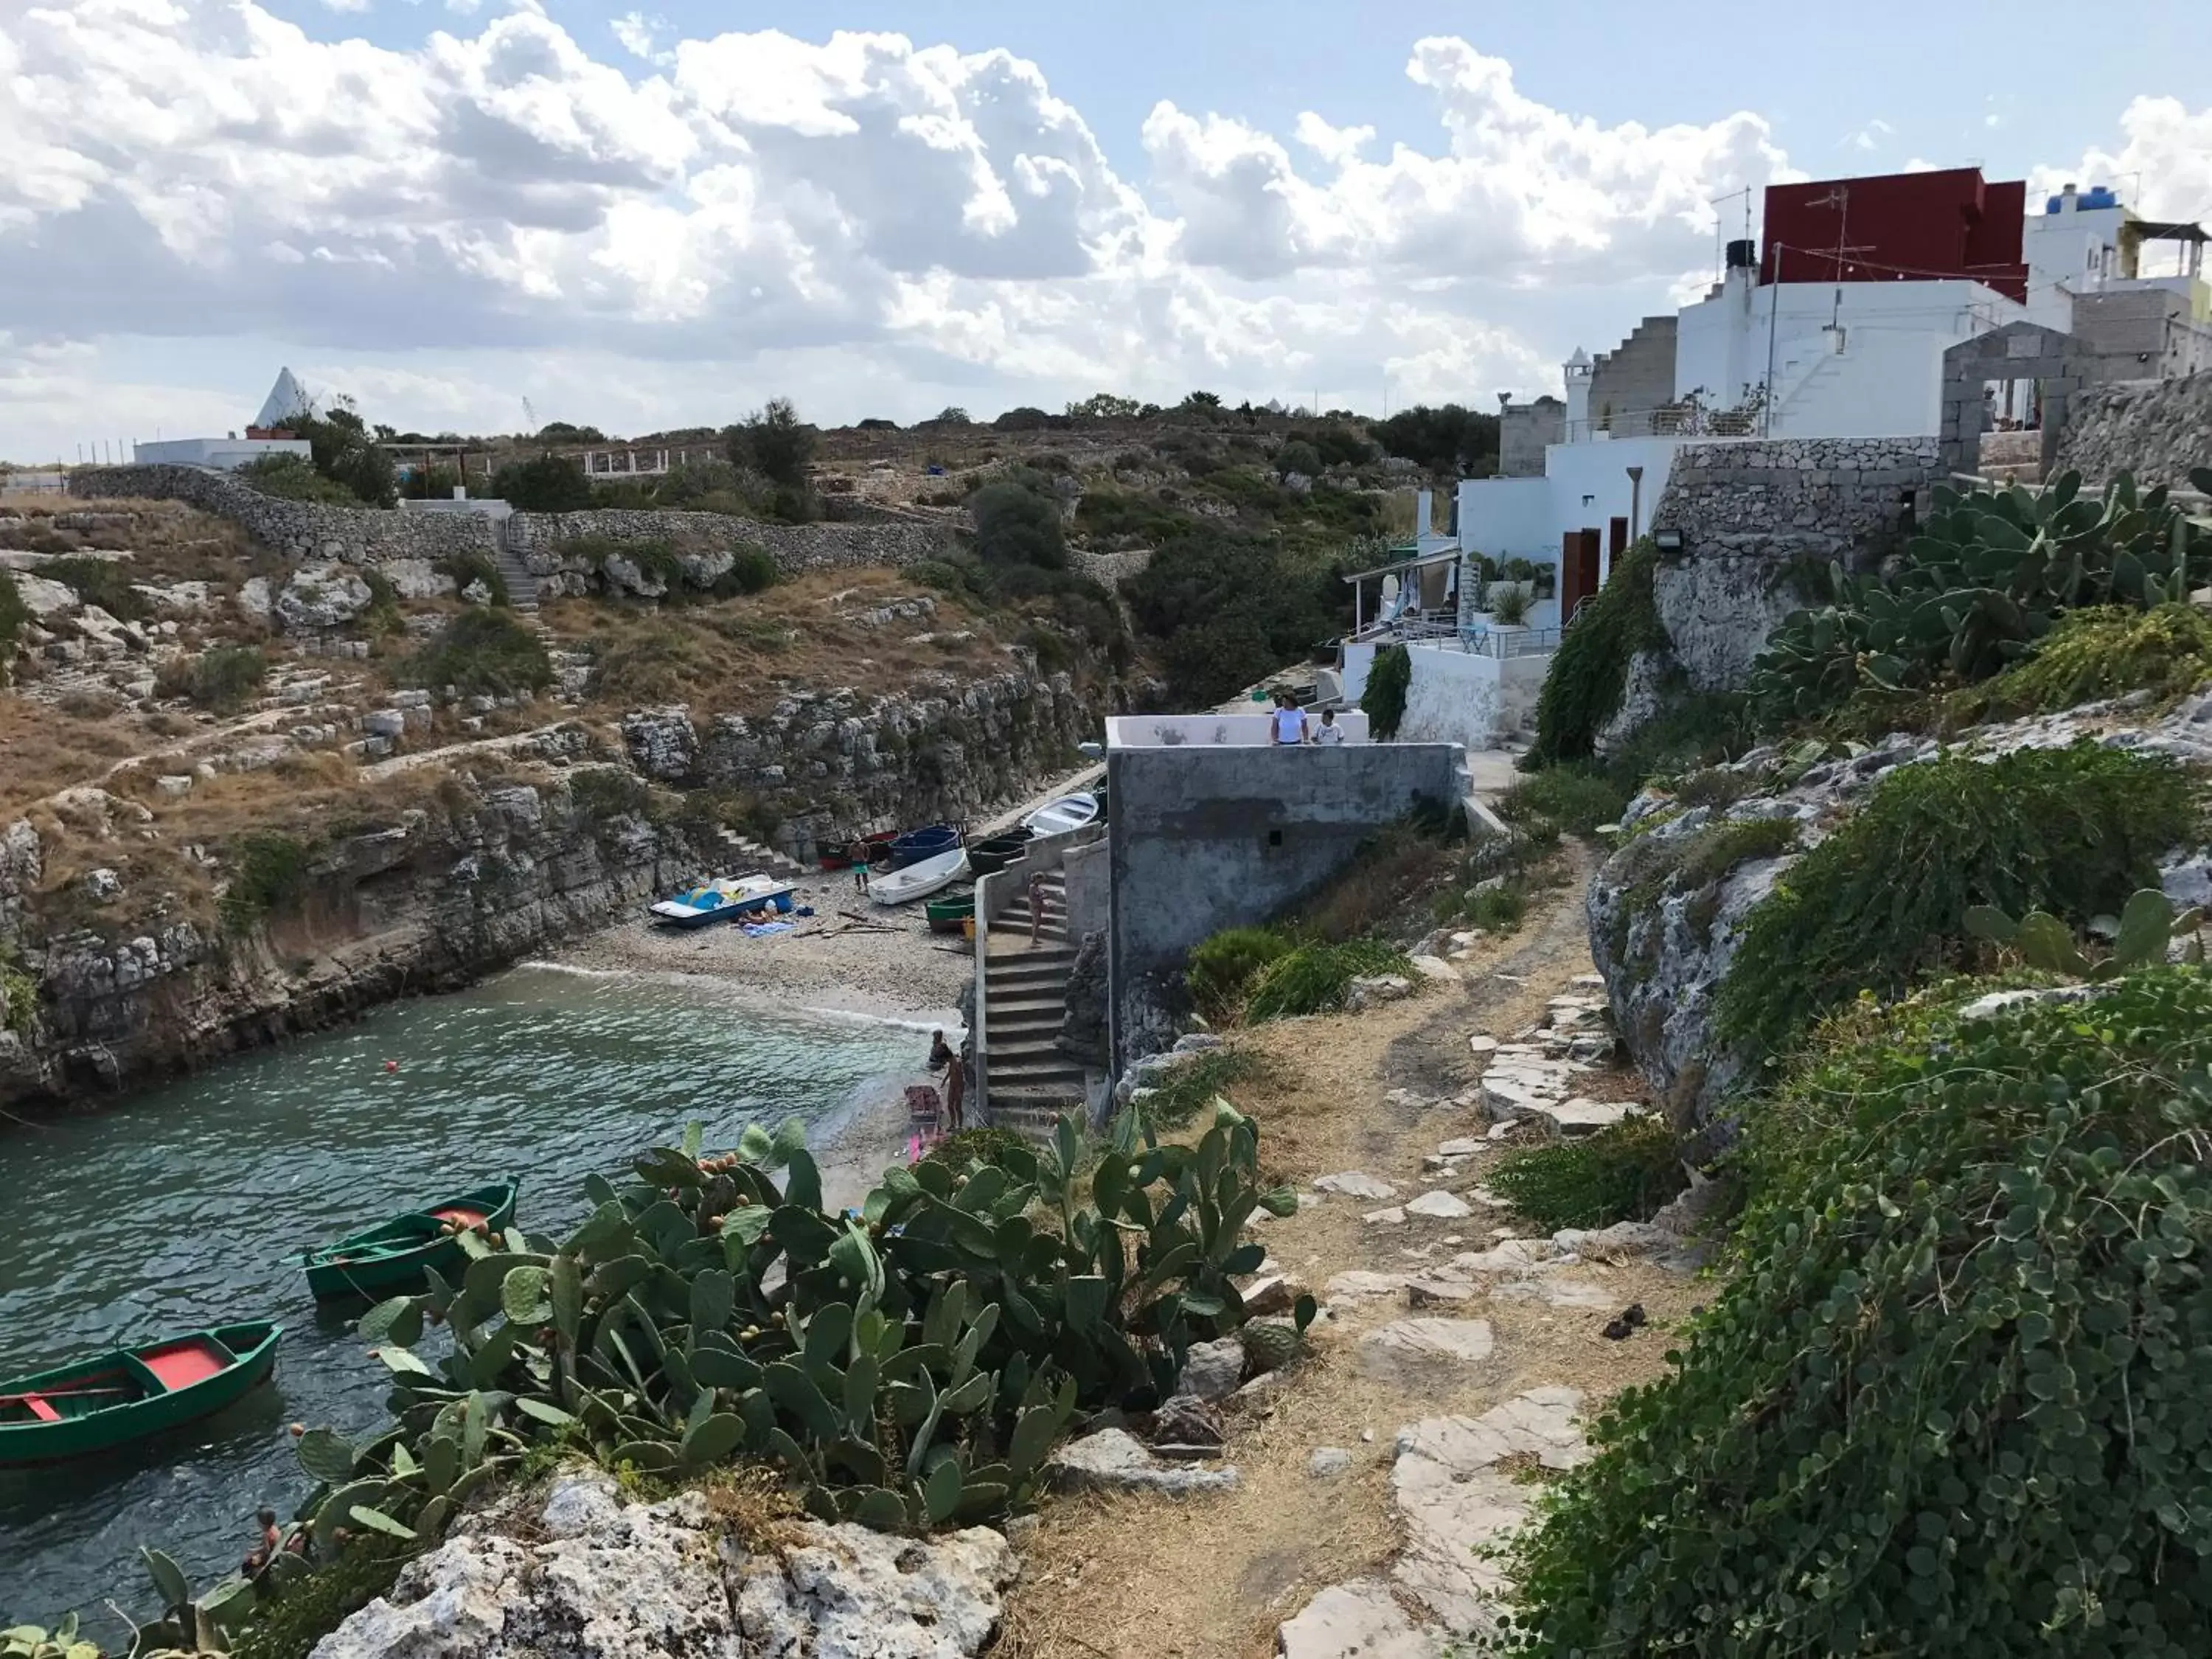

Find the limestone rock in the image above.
[
  {"left": 1356, "top": 1318, "right": 1495, "bottom": 1387},
  {"left": 1278, "top": 1579, "right": 1444, "bottom": 1659},
  {"left": 1406, "top": 955, "right": 1458, "bottom": 982},
  {"left": 1363, "top": 1206, "right": 1407, "bottom": 1227},
  {"left": 275, "top": 563, "right": 373, "bottom": 632},
  {"left": 378, "top": 558, "right": 455, "bottom": 600},
  {"left": 1435, "top": 1138, "right": 1483, "bottom": 1158},
  {"left": 1047, "top": 1427, "right": 1238, "bottom": 1498},
  {"left": 1404, "top": 1190, "right": 1472, "bottom": 1221},
  {"left": 1177, "top": 1335, "right": 1246, "bottom": 1402},
  {"left": 462, "top": 577, "right": 494, "bottom": 605},
  {"left": 1315, "top": 1170, "right": 1397, "bottom": 1200},
  {"left": 1389, "top": 1388, "right": 1589, "bottom": 1636},
  {"left": 237, "top": 576, "right": 273, "bottom": 619},
  {"left": 1346, "top": 973, "right": 1413, "bottom": 1012},
  {"left": 600, "top": 552, "right": 668, "bottom": 598},
  {"left": 1324, "top": 1270, "right": 1410, "bottom": 1301},
  {"left": 1467, "top": 1034, "right": 1500, "bottom": 1054},
  {"left": 311, "top": 1470, "right": 1019, "bottom": 1659},
  {"left": 13, "top": 573, "right": 76, "bottom": 616},
  {"left": 1309, "top": 1447, "right": 1352, "bottom": 1479}
]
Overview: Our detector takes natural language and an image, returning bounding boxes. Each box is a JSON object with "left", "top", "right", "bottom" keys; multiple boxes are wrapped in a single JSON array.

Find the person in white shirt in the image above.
[
  {"left": 1270, "top": 692, "right": 1307, "bottom": 746},
  {"left": 1312, "top": 708, "right": 1346, "bottom": 745}
]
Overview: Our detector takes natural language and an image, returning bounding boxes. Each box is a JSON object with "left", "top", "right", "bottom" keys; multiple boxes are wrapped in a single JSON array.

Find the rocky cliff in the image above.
[
  {"left": 1587, "top": 692, "right": 2212, "bottom": 1125},
  {"left": 0, "top": 728, "right": 706, "bottom": 1107}
]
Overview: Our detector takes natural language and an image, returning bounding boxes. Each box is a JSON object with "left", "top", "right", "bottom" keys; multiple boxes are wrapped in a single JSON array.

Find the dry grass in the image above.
[
  {"left": 541, "top": 568, "right": 1007, "bottom": 719},
  {"left": 999, "top": 847, "right": 1701, "bottom": 1659},
  {"left": 0, "top": 695, "right": 156, "bottom": 817}
]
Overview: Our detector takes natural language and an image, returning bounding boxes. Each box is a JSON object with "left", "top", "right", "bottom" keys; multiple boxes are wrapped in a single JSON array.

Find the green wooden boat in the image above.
[
  {"left": 301, "top": 1180, "right": 520, "bottom": 1301},
  {"left": 925, "top": 895, "right": 976, "bottom": 934},
  {"left": 0, "top": 1321, "right": 282, "bottom": 1465}
]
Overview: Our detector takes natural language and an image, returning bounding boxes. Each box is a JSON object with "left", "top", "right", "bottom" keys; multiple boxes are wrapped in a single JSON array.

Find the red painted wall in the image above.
[{"left": 1762, "top": 168, "right": 2028, "bottom": 302}]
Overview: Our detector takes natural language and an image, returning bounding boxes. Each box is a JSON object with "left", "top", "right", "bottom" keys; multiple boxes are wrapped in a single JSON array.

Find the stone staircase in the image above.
[
  {"left": 714, "top": 828, "right": 809, "bottom": 880},
  {"left": 981, "top": 871, "right": 1088, "bottom": 1138},
  {"left": 492, "top": 523, "right": 541, "bottom": 611}
]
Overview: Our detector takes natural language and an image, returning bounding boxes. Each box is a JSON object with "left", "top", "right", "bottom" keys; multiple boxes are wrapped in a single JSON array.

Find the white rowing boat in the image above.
[
  {"left": 1023, "top": 791, "right": 1099, "bottom": 837},
  {"left": 866, "top": 846, "right": 970, "bottom": 905}
]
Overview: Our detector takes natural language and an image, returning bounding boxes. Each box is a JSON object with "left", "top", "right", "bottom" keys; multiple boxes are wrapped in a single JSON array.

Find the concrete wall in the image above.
[
  {"left": 2055, "top": 370, "right": 2212, "bottom": 488},
  {"left": 1104, "top": 712, "right": 1371, "bottom": 746},
  {"left": 1105, "top": 742, "right": 1465, "bottom": 1066},
  {"left": 2070, "top": 291, "right": 2212, "bottom": 383},
  {"left": 1061, "top": 836, "right": 1110, "bottom": 940},
  {"left": 1397, "top": 643, "right": 1547, "bottom": 750}
]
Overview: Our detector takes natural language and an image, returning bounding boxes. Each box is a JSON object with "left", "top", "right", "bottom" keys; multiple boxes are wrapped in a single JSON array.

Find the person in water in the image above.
[{"left": 928, "top": 1029, "right": 967, "bottom": 1133}]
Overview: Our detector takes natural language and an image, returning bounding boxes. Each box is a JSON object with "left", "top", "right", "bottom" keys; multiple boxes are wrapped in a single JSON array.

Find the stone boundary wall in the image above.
[
  {"left": 66, "top": 465, "right": 497, "bottom": 562},
  {"left": 2054, "top": 371, "right": 2212, "bottom": 489},
  {"left": 505, "top": 507, "right": 950, "bottom": 577},
  {"left": 1650, "top": 437, "right": 1942, "bottom": 558},
  {"left": 65, "top": 465, "right": 953, "bottom": 578},
  {"left": 1645, "top": 437, "right": 1944, "bottom": 695}
]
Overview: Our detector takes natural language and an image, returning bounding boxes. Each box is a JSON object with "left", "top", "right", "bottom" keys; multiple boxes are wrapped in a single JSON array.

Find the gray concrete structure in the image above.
[
  {"left": 1105, "top": 742, "right": 1466, "bottom": 1068},
  {"left": 1587, "top": 316, "right": 1679, "bottom": 436},
  {"left": 2068, "top": 290, "right": 2212, "bottom": 384},
  {"left": 1938, "top": 321, "right": 2093, "bottom": 479},
  {"left": 1499, "top": 397, "right": 1565, "bottom": 478}
]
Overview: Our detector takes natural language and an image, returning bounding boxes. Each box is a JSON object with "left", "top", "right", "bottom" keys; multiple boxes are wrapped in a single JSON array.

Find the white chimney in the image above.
[
  {"left": 453, "top": 485, "right": 468, "bottom": 501},
  {"left": 2059, "top": 182, "right": 2079, "bottom": 215},
  {"left": 1416, "top": 488, "right": 1433, "bottom": 540}
]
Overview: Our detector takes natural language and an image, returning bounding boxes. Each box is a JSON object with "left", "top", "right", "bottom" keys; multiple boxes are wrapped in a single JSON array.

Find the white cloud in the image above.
[
  {"left": 2032, "top": 94, "right": 2212, "bottom": 223},
  {"left": 2, "top": 7, "right": 2188, "bottom": 459}
]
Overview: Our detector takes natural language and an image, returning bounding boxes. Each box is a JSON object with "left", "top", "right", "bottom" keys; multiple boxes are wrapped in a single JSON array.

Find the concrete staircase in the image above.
[{"left": 982, "top": 871, "right": 1087, "bottom": 1138}]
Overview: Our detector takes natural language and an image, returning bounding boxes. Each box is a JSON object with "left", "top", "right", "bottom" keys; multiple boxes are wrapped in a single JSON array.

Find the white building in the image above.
[{"left": 133, "top": 369, "right": 315, "bottom": 470}]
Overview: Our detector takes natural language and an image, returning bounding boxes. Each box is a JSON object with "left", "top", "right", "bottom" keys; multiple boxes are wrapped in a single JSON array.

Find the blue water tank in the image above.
[{"left": 2046, "top": 185, "right": 2121, "bottom": 213}]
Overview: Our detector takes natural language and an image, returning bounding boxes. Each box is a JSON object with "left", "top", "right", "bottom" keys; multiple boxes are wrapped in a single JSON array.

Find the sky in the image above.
[{"left": 4, "top": 0, "right": 2211, "bottom": 460}]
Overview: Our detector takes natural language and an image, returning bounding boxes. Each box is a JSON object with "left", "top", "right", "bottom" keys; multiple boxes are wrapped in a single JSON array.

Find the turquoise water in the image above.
[{"left": 0, "top": 964, "right": 928, "bottom": 1630}]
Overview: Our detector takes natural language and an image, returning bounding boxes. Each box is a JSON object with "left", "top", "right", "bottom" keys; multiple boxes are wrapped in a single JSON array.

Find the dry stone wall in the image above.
[
  {"left": 2055, "top": 371, "right": 2212, "bottom": 489},
  {"left": 66, "top": 465, "right": 495, "bottom": 561},
  {"left": 508, "top": 507, "right": 950, "bottom": 591},
  {"left": 1643, "top": 437, "right": 1943, "bottom": 694}
]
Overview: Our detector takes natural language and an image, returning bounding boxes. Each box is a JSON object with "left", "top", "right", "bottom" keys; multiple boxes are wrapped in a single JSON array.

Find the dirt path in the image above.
[{"left": 999, "top": 848, "right": 1703, "bottom": 1659}]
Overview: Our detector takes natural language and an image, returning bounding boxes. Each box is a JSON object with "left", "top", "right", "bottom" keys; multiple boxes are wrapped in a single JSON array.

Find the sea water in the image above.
[{"left": 0, "top": 964, "right": 928, "bottom": 1630}]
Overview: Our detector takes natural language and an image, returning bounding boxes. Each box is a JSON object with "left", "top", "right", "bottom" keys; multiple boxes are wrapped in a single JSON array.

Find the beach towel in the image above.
[{"left": 740, "top": 920, "right": 796, "bottom": 937}]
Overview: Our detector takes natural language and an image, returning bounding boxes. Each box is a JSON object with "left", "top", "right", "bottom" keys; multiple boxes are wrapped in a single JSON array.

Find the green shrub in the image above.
[
  {"left": 1507, "top": 970, "right": 2212, "bottom": 1658},
  {"left": 1717, "top": 742, "right": 2200, "bottom": 1059},
  {"left": 41, "top": 554, "right": 147, "bottom": 620},
  {"left": 491, "top": 454, "right": 594, "bottom": 512},
  {"left": 1244, "top": 939, "right": 1413, "bottom": 1021},
  {"left": 237, "top": 453, "right": 362, "bottom": 507},
  {"left": 725, "top": 544, "right": 777, "bottom": 594},
  {"left": 154, "top": 644, "right": 267, "bottom": 712},
  {"left": 922, "top": 1127, "right": 1034, "bottom": 1170},
  {"left": 1464, "top": 880, "right": 1528, "bottom": 933},
  {"left": 1488, "top": 1114, "right": 1685, "bottom": 1232},
  {"left": 1361, "top": 644, "right": 1411, "bottom": 740},
  {"left": 1131, "top": 1051, "right": 1267, "bottom": 1132},
  {"left": 401, "top": 610, "right": 554, "bottom": 698},
  {"left": 1498, "top": 765, "right": 1632, "bottom": 838},
  {"left": 228, "top": 1545, "right": 419, "bottom": 1659},
  {"left": 220, "top": 833, "right": 316, "bottom": 928},
  {"left": 0, "top": 571, "right": 27, "bottom": 686},
  {"left": 970, "top": 470, "right": 1068, "bottom": 571},
  {"left": 567, "top": 767, "right": 652, "bottom": 824},
  {"left": 1969, "top": 602, "right": 2212, "bottom": 716},
  {"left": 0, "top": 952, "right": 35, "bottom": 1033},
  {"left": 1186, "top": 927, "right": 1293, "bottom": 1016},
  {"left": 1528, "top": 540, "right": 1664, "bottom": 763}
]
